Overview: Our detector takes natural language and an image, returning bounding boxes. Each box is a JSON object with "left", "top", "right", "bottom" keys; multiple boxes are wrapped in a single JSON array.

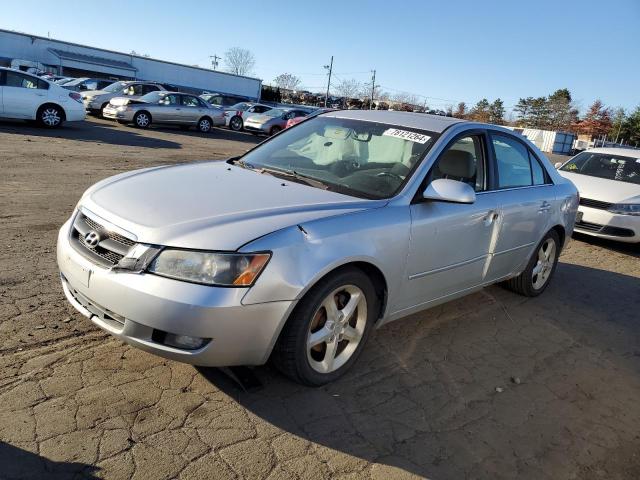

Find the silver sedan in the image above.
[
  {"left": 103, "top": 91, "right": 225, "bottom": 132},
  {"left": 57, "top": 110, "right": 579, "bottom": 385}
]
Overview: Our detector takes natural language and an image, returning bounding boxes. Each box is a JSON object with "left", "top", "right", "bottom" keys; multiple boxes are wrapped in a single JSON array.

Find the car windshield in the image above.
[
  {"left": 229, "top": 102, "right": 250, "bottom": 111},
  {"left": 139, "top": 92, "right": 163, "bottom": 103},
  {"left": 561, "top": 151, "right": 640, "bottom": 185},
  {"left": 202, "top": 94, "right": 221, "bottom": 105},
  {"left": 265, "top": 108, "right": 287, "bottom": 118},
  {"left": 237, "top": 117, "right": 436, "bottom": 199},
  {"left": 103, "top": 81, "right": 127, "bottom": 93}
]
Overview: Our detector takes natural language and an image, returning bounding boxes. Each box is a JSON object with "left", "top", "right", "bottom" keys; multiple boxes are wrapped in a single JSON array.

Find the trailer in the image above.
[{"left": 508, "top": 127, "right": 576, "bottom": 155}]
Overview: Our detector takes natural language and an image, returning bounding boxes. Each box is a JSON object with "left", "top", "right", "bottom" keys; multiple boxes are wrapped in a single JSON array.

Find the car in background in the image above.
[
  {"left": 200, "top": 93, "right": 251, "bottom": 108},
  {"left": 102, "top": 91, "right": 224, "bottom": 132},
  {"left": 285, "top": 108, "right": 337, "bottom": 129},
  {"left": 57, "top": 111, "right": 578, "bottom": 385},
  {"left": 0, "top": 67, "right": 85, "bottom": 127},
  {"left": 63, "top": 78, "right": 115, "bottom": 92},
  {"left": 82, "top": 81, "right": 169, "bottom": 117},
  {"left": 223, "top": 102, "right": 273, "bottom": 131},
  {"left": 557, "top": 147, "right": 640, "bottom": 243},
  {"left": 244, "top": 107, "right": 310, "bottom": 135}
]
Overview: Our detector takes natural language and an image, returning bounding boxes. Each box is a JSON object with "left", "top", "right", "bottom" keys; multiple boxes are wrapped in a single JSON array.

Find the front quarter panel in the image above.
[{"left": 239, "top": 205, "right": 411, "bottom": 322}]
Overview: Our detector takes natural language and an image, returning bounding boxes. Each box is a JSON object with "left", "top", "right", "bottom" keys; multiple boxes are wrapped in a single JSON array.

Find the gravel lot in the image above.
[{"left": 1, "top": 118, "right": 639, "bottom": 480}]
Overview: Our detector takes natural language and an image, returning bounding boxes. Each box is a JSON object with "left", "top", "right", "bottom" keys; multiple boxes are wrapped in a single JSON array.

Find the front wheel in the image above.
[
  {"left": 38, "top": 105, "right": 63, "bottom": 128},
  {"left": 502, "top": 230, "right": 560, "bottom": 297},
  {"left": 229, "top": 116, "right": 243, "bottom": 131},
  {"left": 197, "top": 117, "right": 212, "bottom": 133},
  {"left": 133, "top": 111, "right": 151, "bottom": 129},
  {"left": 269, "top": 126, "right": 281, "bottom": 136},
  {"left": 272, "top": 267, "right": 378, "bottom": 385}
]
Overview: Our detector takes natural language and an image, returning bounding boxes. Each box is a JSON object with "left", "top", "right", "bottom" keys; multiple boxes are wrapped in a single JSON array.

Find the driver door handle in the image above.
[{"left": 483, "top": 210, "right": 499, "bottom": 226}]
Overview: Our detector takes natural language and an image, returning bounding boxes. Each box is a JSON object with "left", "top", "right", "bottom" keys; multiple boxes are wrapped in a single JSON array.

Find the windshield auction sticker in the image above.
[{"left": 383, "top": 128, "right": 431, "bottom": 144}]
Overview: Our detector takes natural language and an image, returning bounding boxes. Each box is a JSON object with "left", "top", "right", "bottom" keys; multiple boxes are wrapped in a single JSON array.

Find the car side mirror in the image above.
[
  {"left": 554, "top": 162, "right": 563, "bottom": 169},
  {"left": 422, "top": 178, "right": 476, "bottom": 204}
]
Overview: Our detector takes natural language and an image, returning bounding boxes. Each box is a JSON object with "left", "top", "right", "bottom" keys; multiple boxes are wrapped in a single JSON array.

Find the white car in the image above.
[
  {"left": 223, "top": 102, "right": 273, "bottom": 131},
  {"left": 0, "top": 68, "right": 85, "bottom": 127},
  {"left": 557, "top": 147, "right": 640, "bottom": 243},
  {"left": 82, "top": 81, "right": 168, "bottom": 116}
]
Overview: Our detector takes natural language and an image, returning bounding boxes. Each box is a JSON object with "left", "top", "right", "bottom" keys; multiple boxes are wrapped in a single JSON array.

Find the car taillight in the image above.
[{"left": 69, "top": 92, "right": 83, "bottom": 103}]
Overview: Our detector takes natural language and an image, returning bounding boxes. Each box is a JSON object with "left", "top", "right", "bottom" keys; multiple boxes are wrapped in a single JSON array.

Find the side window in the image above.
[
  {"left": 37, "top": 79, "right": 50, "bottom": 90},
  {"left": 5, "top": 71, "right": 38, "bottom": 89},
  {"left": 161, "top": 94, "right": 180, "bottom": 105},
  {"left": 141, "top": 84, "right": 159, "bottom": 95},
  {"left": 491, "top": 134, "right": 533, "bottom": 188},
  {"left": 84, "top": 80, "right": 98, "bottom": 90},
  {"left": 429, "top": 135, "right": 486, "bottom": 192},
  {"left": 255, "top": 106, "right": 269, "bottom": 113},
  {"left": 181, "top": 96, "right": 200, "bottom": 107},
  {"left": 529, "top": 150, "right": 549, "bottom": 185}
]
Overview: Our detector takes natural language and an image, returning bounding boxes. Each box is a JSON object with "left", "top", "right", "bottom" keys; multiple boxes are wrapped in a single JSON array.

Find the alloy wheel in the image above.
[
  {"left": 199, "top": 119, "right": 211, "bottom": 132},
  {"left": 136, "top": 113, "right": 150, "bottom": 127},
  {"left": 532, "top": 238, "right": 556, "bottom": 289},
  {"left": 306, "top": 285, "right": 367, "bottom": 374},
  {"left": 230, "top": 116, "right": 242, "bottom": 131},
  {"left": 42, "top": 108, "right": 61, "bottom": 127}
]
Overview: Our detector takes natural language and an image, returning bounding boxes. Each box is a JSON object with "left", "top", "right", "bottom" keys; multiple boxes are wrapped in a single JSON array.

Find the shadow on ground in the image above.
[
  {"left": 0, "top": 442, "right": 99, "bottom": 480},
  {"left": 199, "top": 263, "right": 640, "bottom": 479}
]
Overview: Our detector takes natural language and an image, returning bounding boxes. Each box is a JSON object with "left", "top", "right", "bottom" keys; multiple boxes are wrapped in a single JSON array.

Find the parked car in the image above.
[
  {"left": 285, "top": 108, "right": 336, "bottom": 128},
  {"left": 557, "top": 147, "right": 640, "bottom": 243},
  {"left": 57, "top": 111, "right": 578, "bottom": 385},
  {"left": 102, "top": 91, "right": 224, "bottom": 132},
  {"left": 63, "top": 77, "right": 115, "bottom": 92},
  {"left": 223, "top": 102, "right": 273, "bottom": 131},
  {"left": 244, "top": 107, "right": 310, "bottom": 135},
  {"left": 0, "top": 67, "right": 85, "bottom": 127},
  {"left": 82, "top": 81, "right": 169, "bottom": 116},
  {"left": 200, "top": 93, "right": 251, "bottom": 108}
]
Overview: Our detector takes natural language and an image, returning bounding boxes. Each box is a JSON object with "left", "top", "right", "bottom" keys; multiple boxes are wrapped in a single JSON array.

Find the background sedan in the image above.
[
  {"left": 223, "top": 102, "right": 273, "bottom": 131},
  {"left": 103, "top": 91, "right": 224, "bottom": 132},
  {"left": 243, "top": 107, "right": 310, "bottom": 135}
]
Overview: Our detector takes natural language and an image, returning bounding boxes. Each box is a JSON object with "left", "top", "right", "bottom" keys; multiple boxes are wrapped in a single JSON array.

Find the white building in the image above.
[{"left": 0, "top": 29, "right": 262, "bottom": 100}]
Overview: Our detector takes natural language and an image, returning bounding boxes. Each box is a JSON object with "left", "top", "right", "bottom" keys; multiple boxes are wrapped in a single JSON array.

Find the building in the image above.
[{"left": 0, "top": 29, "right": 262, "bottom": 100}]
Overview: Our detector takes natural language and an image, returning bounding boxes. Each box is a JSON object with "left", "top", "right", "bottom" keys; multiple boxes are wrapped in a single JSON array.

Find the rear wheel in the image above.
[
  {"left": 37, "top": 105, "right": 63, "bottom": 128},
  {"left": 197, "top": 117, "right": 212, "bottom": 133},
  {"left": 229, "top": 116, "right": 243, "bottom": 131},
  {"left": 272, "top": 267, "right": 377, "bottom": 385},
  {"left": 99, "top": 102, "right": 109, "bottom": 118},
  {"left": 133, "top": 111, "right": 151, "bottom": 129},
  {"left": 269, "top": 126, "right": 282, "bottom": 136},
  {"left": 503, "top": 230, "right": 560, "bottom": 297}
]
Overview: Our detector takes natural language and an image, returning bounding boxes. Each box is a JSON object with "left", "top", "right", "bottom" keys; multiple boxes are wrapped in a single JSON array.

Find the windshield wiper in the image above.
[
  {"left": 258, "top": 167, "right": 329, "bottom": 190},
  {"left": 232, "top": 158, "right": 257, "bottom": 170}
]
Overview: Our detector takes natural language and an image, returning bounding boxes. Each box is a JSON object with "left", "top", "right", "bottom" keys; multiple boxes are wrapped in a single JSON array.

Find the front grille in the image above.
[
  {"left": 574, "top": 221, "right": 635, "bottom": 238},
  {"left": 575, "top": 220, "right": 603, "bottom": 232},
  {"left": 580, "top": 197, "right": 612, "bottom": 210},
  {"left": 70, "top": 212, "right": 137, "bottom": 267}
]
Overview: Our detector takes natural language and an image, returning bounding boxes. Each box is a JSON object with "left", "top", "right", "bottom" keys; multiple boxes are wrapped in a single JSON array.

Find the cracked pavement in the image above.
[{"left": 1, "top": 119, "right": 639, "bottom": 479}]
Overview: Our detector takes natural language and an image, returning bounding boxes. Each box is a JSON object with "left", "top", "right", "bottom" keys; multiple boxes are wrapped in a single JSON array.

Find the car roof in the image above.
[
  {"left": 585, "top": 147, "right": 640, "bottom": 158},
  {"left": 322, "top": 110, "right": 465, "bottom": 133}
]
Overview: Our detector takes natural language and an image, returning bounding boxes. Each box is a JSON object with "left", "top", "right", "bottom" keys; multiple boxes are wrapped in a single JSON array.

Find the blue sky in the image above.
[{"left": 2, "top": 0, "right": 638, "bottom": 115}]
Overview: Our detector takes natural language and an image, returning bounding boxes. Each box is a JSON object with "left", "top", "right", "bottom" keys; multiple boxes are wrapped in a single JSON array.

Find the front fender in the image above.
[{"left": 239, "top": 205, "right": 411, "bottom": 321}]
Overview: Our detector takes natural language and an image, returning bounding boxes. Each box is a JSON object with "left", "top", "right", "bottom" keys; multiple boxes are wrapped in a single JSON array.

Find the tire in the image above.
[
  {"left": 37, "top": 105, "right": 63, "bottom": 128},
  {"left": 99, "top": 103, "right": 109, "bottom": 118},
  {"left": 502, "top": 230, "right": 560, "bottom": 297},
  {"left": 197, "top": 117, "right": 212, "bottom": 133},
  {"left": 229, "top": 116, "right": 243, "bottom": 131},
  {"left": 272, "top": 267, "right": 378, "bottom": 386},
  {"left": 269, "top": 126, "right": 282, "bottom": 136},
  {"left": 133, "top": 111, "right": 151, "bottom": 129}
]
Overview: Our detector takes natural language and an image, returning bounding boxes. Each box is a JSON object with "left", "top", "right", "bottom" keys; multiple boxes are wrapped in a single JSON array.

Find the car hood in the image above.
[
  {"left": 558, "top": 171, "right": 640, "bottom": 203},
  {"left": 79, "top": 161, "right": 384, "bottom": 250},
  {"left": 109, "top": 96, "right": 146, "bottom": 106},
  {"left": 82, "top": 90, "right": 109, "bottom": 99},
  {"left": 245, "top": 114, "right": 276, "bottom": 124}
]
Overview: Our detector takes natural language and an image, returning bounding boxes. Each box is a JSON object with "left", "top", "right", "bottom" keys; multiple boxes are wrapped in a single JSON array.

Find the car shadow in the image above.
[
  {"left": 572, "top": 232, "right": 639, "bottom": 258},
  {"left": 198, "top": 263, "right": 640, "bottom": 479},
  {"left": 0, "top": 119, "right": 183, "bottom": 149},
  {"left": 0, "top": 442, "right": 99, "bottom": 479}
]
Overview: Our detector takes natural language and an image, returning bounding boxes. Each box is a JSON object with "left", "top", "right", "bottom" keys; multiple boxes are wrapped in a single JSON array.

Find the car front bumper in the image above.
[
  {"left": 243, "top": 122, "right": 270, "bottom": 134},
  {"left": 102, "top": 107, "right": 132, "bottom": 121},
  {"left": 56, "top": 219, "right": 295, "bottom": 366},
  {"left": 574, "top": 206, "right": 640, "bottom": 243}
]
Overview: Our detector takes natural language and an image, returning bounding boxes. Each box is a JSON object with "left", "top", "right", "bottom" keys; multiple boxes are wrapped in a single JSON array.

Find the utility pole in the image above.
[
  {"left": 369, "top": 69, "right": 376, "bottom": 110},
  {"left": 209, "top": 55, "right": 221, "bottom": 70},
  {"left": 324, "top": 56, "right": 333, "bottom": 108}
]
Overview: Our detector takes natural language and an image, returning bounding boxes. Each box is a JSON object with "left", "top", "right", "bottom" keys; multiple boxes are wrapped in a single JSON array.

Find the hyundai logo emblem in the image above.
[{"left": 84, "top": 230, "right": 101, "bottom": 249}]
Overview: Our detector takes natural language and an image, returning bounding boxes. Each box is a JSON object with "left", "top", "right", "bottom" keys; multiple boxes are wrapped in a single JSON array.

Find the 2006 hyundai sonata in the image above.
[{"left": 57, "top": 110, "right": 579, "bottom": 385}]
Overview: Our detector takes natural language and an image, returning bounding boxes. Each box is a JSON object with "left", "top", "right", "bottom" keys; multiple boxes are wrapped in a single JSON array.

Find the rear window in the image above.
[{"left": 561, "top": 151, "right": 640, "bottom": 185}]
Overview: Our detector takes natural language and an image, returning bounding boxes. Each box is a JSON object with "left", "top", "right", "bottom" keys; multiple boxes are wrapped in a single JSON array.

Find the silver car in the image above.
[
  {"left": 243, "top": 107, "right": 310, "bottom": 135},
  {"left": 57, "top": 111, "right": 578, "bottom": 385},
  {"left": 81, "top": 81, "right": 168, "bottom": 116},
  {"left": 103, "top": 91, "right": 225, "bottom": 132}
]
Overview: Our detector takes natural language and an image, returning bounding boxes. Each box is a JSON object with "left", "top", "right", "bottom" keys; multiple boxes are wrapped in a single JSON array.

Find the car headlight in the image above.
[
  {"left": 147, "top": 249, "right": 271, "bottom": 286},
  {"left": 607, "top": 203, "right": 640, "bottom": 216}
]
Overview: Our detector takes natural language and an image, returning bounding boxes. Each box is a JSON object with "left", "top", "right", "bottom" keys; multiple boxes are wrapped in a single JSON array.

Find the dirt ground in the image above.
[{"left": 1, "top": 117, "right": 639, "bottom": 480}]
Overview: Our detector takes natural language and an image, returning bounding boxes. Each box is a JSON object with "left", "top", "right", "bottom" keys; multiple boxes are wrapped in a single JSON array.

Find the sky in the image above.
[{"left": 2, "top": 0, "right": 639, "bottom": 115}]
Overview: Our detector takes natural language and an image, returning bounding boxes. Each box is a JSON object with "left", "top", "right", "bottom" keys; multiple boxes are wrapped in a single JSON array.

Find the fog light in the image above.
[{"left": 164, "top": 333, "right": 208, "bottom": 350}]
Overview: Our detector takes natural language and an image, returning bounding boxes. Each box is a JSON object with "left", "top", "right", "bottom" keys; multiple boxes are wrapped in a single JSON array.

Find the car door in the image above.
[
  {"left": 485, "top": 131, "right": 555, "bottom": 280},
  {"left": 2, "top": 71, "right": 47, "bottom": 119},
  {"left": 179, "top": 95, "right": 205, "bottom": 124},
  {"left": 400, "top": 130, "right": 502, "bottom": 310},
  {"left": 152, "top": 94, "right": 181, "bottom": 123}
]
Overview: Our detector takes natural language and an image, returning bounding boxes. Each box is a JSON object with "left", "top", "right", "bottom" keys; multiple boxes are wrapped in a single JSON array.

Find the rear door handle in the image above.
[{"left": 538, "top": 201, "right": 552, "bottom": 213}]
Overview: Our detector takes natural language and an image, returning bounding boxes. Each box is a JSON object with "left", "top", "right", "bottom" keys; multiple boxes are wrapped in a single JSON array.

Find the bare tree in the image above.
[
  {"left": 333, "top": 78, "right": 361, "bottom": 100},
  {"left": 273, "top": 73, "right": 302, "bottom": 91},
  {"left": 224, "top": 47, "right": 255, "bottom": 76}
]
